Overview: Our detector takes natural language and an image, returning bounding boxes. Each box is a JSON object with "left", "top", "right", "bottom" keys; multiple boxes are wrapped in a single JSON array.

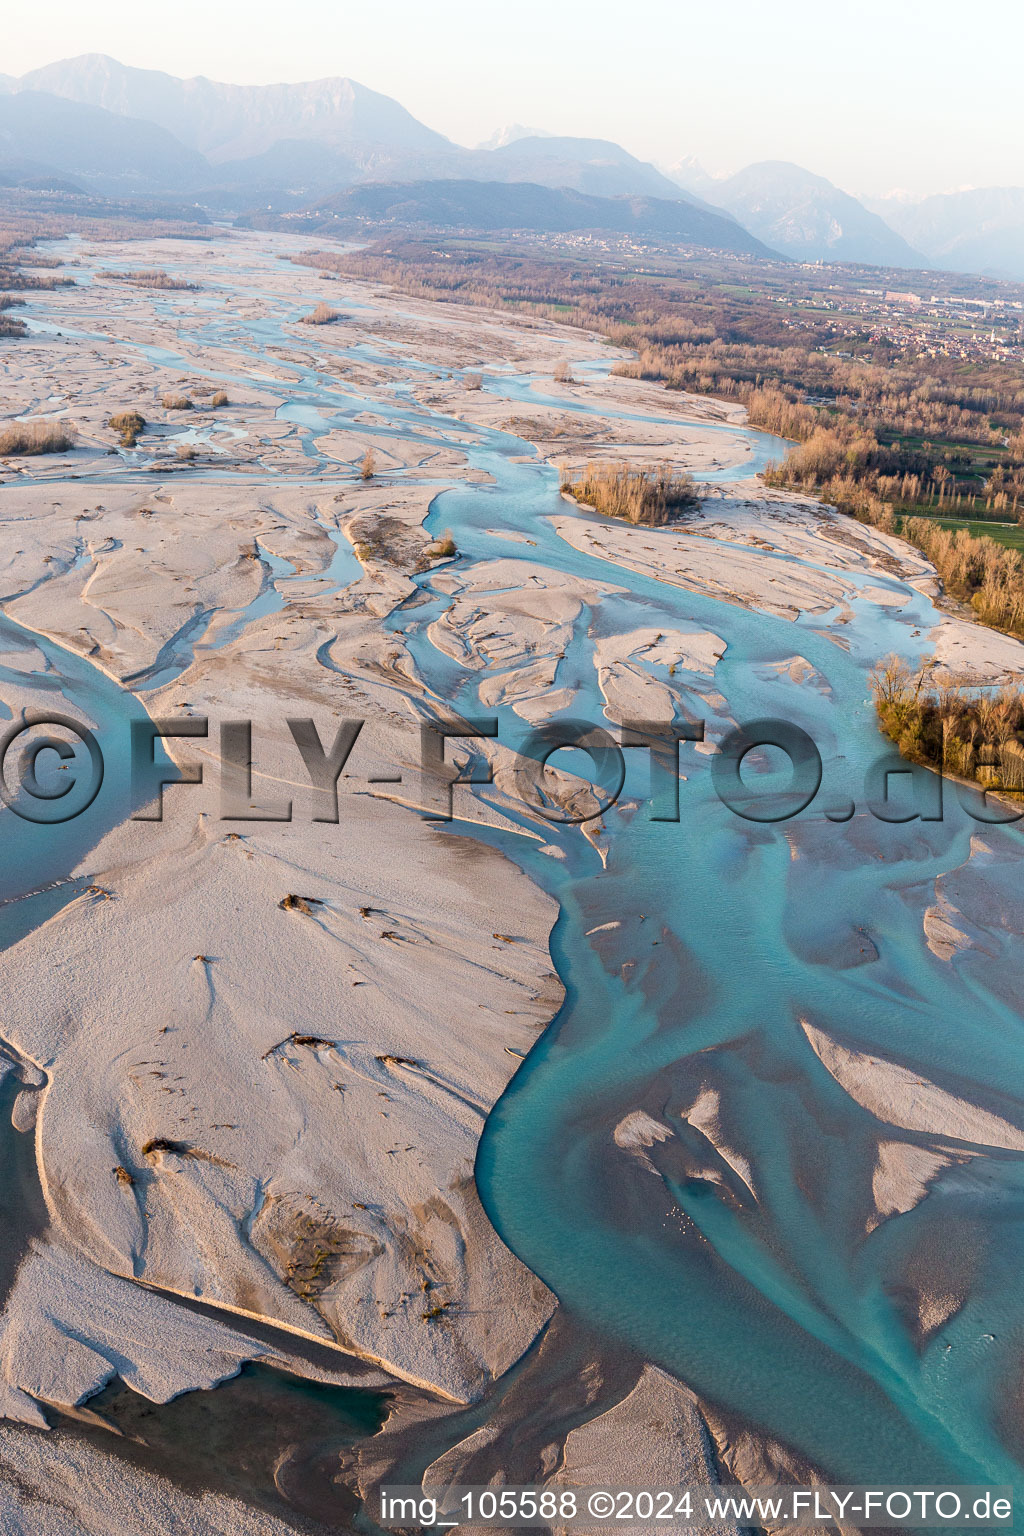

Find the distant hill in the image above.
[
  {"left": 208, "top": 138, "right": 363, "bottom": 201},
  {"left": 0, "top": 156, "right": 85, "bottom": 194},
  {"left": 477, "top": 124, "right": 554, "bottom": 151},
  {"left": 870, "top": 187, "right": 1024, "bottom": 281},
  {"left": 478, "top": 135, "right": 690, "bottom": 202},
  {"left": 295, "top": 178, "right": 776, "bottom": 256},
  {"left": 712, "top": 161, "right": 929, "bottom": 268},
  {"left": 0, "top": 90, "right": 210, "bottom": 196}
]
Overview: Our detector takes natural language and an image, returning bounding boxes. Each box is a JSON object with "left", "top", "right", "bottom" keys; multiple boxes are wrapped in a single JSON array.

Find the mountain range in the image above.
[{"left": 0, "top": 55, "right": 1019, "bottom": 279}]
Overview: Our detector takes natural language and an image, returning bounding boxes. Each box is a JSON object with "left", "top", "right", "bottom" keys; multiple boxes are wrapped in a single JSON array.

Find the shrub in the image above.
[
  {"left": 106, "top": 270, "right": 199, "bottom": 291},
  {"left": 360, "top": 449, "right": 376, "bottom": 481},
  {"left": 0, "top": 269, "right": 74, "bottom": 292},
  {"left": 162, "top": 393, "right": 193, "bottom": 411},
  {"left": 434, "top": 530, "right": 457, "bottom": 558},
  {"left": 108, "top": 410, "right": 146, "bottom": 448},
  {"left": 210, "top": 390, "right": 229, "bottom": 407},
  {"left": 561, "top": 461, "right": 699, "bottom": 526},
  {"left": 553, "top": 359, "right": 574, "bottom": 384},
  {"left": 299, "top": 302, "right": 341, "bottom": 325},
  {"left": 176, "top": 444, "right": 197, "bottom": 461},
  {"left": 0, "top": 315, "right": 26, "bottom": 338},
  {"left": 0, "top": 420, "right": 76, "bottom": 455},
  {"left": 464, "top": 373, "right": 483, "bottom": 391}
]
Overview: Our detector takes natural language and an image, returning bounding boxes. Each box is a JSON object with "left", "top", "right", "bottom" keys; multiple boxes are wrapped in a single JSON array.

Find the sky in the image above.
[{"left": 5, "top": 0, "right": 1023, "bottom": 197}]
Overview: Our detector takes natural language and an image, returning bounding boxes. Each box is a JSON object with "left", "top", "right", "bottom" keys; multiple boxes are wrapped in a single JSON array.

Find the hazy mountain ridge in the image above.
[
  {"left": 292, "top": 177, "right": 774, "bottom": 254},
  {"left": 16, "top": 54, "right": 453, "bottom": 166},
  {"left": 711, "top": 161, "right": 928, "bottom": 268},
  {"left": 3, "top": 58, "right": 700, "bottom": 214},
  {"left": 7, "top": 56, "right": 693, "bottom": 206},
  {"left": 0, "top": 90, "right": 210, "bottom": 196},
  {"left": 477, "top": 124, "right": 554, "bottom": 150},
  {"left": 480, "top": 135, "right": 688, "bottom": 201}
]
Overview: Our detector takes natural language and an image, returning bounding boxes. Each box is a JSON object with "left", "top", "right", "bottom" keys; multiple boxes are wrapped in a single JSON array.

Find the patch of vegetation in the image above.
[
  {"left": 360, "top": 448, "right": 376, "bottom": 481},
  {"left": 902, "top": 515, "right": 1024, "bottom": 636},
  {"left": 870, "top": 655, "right": 1024, "bottom": 792},
  {"left": 506, "top": 414, "right": 599, "bottom": 442},
  {"left": 108, "top": 409, "right": 146, "bottom": 448},
  {"left": 258, "top": 1191, "right": 380, "bottom": 1305},
  {"left": 106, "top": 269, "right": 200, "bottom": 291},
  {"left": 279, "top": 893, "right": 322, "bottom": 914},
  {"left": 162, "top": 393, "right": 193, "bottom": 410},
  {"left": 142, "top": 1137, "right": 190, "bottom": 1157},
  {"left": 763, "top": 422, "right": 1024, "bottom": 521},
  {"left": 262, "top": 1030, "right": 334, "bottom": 1060},
  {"left": 561, "top": 461, "right": 699, "bottom": 526},
  {"left": 0, "top": 268, "right": 74, "bottom": 292},
  {"left": 299, "top": 302, "right": 341, "bottom": 325},
  {"left": 0, "top": 420, "right": 76, "bottom": 455},
  {"left": 210, "top": 390, "right": 229, "bottom": 407}
]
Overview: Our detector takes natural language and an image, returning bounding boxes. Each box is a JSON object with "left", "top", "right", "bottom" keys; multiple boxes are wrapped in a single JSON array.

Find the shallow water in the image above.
[
  {"left": 0, "top": 609, "right": 161, "bottom": 946},
  {"left": 387, "top": 441, "right": 1024, "bottom": 1493},
  {"left": 10, "top": 241, "right": 1024, "bottom": 1511},
  {"left": 53, "top": 1363, "right": 391, "bottom": 1531}
]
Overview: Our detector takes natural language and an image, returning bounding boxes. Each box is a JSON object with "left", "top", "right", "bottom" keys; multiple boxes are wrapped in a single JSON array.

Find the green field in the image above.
[{"left": 901, "top": 513, "right": 1024, "bottom": 552}]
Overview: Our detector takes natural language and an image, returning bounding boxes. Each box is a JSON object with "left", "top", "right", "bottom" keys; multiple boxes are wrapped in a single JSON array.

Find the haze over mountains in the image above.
[
  {"left": 866, "top": 188, "right": 1024, "bottom": 283},
  {"left": 697, "top": 161, "right": 928, "bottom": 270},
  {"left": 1, "top": 54, "right": 1020, "bottom": 280}
]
